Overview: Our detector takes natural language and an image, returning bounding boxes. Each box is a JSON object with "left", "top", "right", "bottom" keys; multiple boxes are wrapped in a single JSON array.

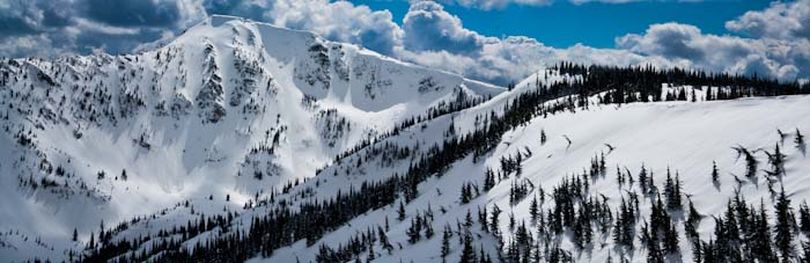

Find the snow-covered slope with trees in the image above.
[
  {"left": 0, "top": 15, "right": 502, "bottom": 262},
  {"left": 264, "top": 91, "right": 810, "bottom": 263},
  {"left": 243, "top": 67, "right": 810, "bottom": 263},
  {"left": 2, "top": 14, "right": 810, "bottom": 263}
]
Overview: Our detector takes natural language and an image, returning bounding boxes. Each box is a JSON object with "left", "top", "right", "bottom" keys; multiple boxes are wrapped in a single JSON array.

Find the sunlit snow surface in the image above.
[
  {"left": 256, "top": 93, "right": 810, "bottom": 263},
  {"left": 0, "top": 15, "right": 808, "bottom": 263},
  {"left": 0, "top": 15, "right": 500, "bottom": 261}
]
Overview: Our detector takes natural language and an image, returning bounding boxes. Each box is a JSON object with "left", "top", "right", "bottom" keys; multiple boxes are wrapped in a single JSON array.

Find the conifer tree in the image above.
[
  {"left": 691, "top": 239, "right": 702, "bottom": 263},
  {"left": 367, "top": 243, "right": 375, "bottom": 262},
  {"left": 460, "top": 183, "right": 471, "bottom": 204},
  {"left": 441, "top": 225, "right": 451, "bottom": 262},
  {"left": 574, "top": 206, "right": 592, "bottom": 249},
  {"left": 751, "top": 201, "right": 778, "bottom": 262},
  {"left": 664, "top": 168, "right": 682, "bottom": 211},
  {"left": 398, "top": 201, "right": 406, "bottom": 221},
  {"left": 407, "top": 217, "right": 421, "bottom": 244},
  {"left": 490, "top": 204, "right": 501, "bottom": 235},
  {"left": 465, "top": 209, "right": 474, "bottom": 229},
  {"left": 677, "top": 88, "right": 687, "bottom": 101},
  {"left": 642, "top": 221, "right": 663, "bottom": 263},
  {"left": 612, "top": 198, "right": 634, "bottom": 248},
  {"left": 775, "top": 187, "right": 794, "bottom": 261},
  {"left": 685, "top": 200, "right": 701, "bottom": 240},
  {"left": 800, "top": 202, "right": 810, "bottom": 233},
  {"left": 425, "top": 220, "right": 434, "bottom": 239},
  {"left": 663, "top": 224, "right": 680, "bottom": 255},
  {"left": 478, "top": 206, "right": 489, "bottom": 232},
  {"left": 540, "top": 129, "right": 547, "bottom": 145},
  {"left": 638, "top": 164, "right": 649, "bottom": 193},
  {"left": 768, "top": 143, "right": 786, "bottom": 177},
  {"left": 479, "top": 245, "right": 492, "bottom": 263},
  {"left": 483, "top": 169, "right": 496, "bottom": 191},
  {"left": 706, "top": 86, "right": 714, "bottom": 101},
  {"left": 733, "top": 146, "right": 758, "bottom": 178},
  {"left": 529, "top": 195, "right": 539, "bottom": 223},
  {"left": 509, "top": 211, "right": 516, "bottom": 230},
  {"left": 460, "top": 230, "right": 475, "bottom": 263},
  {"left": 88, "top": 232, "right": 95, "bottom": 250}
]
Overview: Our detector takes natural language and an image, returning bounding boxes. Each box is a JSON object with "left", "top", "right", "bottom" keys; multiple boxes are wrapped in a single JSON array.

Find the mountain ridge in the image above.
[
  {"left": 3, "top": 14, "right": 810, "bottom": 263},
  {"left": 0, "top": 14, "right": 503, "bottom": 261}
]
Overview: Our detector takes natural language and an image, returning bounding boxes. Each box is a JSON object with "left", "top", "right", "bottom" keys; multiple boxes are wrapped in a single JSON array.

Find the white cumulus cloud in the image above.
[
  {"left": 263, "top": 0, "right": 403, "bottom": 55},
  {"left": 725, "top": 0, "right": 809, "bottom": 41},
  {"left": 1, "top": 0, "right": 807, "bottom": 85}
]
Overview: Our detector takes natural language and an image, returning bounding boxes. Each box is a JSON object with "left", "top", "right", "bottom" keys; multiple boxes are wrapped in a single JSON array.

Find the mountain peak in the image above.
[
  {"left": 208, "top": 14, "right": 244, "bottom": 27},
  {"left": 0, "top": 13, "right": 506, "bottom": 260}
]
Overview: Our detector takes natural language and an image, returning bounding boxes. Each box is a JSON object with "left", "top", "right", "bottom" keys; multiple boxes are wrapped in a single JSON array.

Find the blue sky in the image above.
[
  {"left": 351, "top": 0, "right": 773, "bottom": 48},
  {"left": 0, "top": 0, "right": 806, "bottom": 85}
]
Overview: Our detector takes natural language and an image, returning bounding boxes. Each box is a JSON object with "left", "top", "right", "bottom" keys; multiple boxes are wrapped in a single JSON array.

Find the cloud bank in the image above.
[
  {"left": 0, "top": 0, "right": 807, "bottom": 85},
  {"left": 0, "top": 0, "right": 204, "bottom": 57}
]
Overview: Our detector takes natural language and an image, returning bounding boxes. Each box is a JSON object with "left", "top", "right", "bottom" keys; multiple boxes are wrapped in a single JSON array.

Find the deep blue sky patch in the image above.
[{"left": 348, "top": 0, "right": 773, "bottom": 48}]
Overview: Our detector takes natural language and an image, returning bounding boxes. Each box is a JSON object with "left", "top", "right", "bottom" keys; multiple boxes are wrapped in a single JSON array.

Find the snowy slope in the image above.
[
  {"left": 264, "top": 94, "right": 810, "bottom": 263},
  {"left": 49, "top": 63, "right": 808, "bottom": 263},
  {"left": 248, "top": 72, "right": 810, "bottom": 263},
  {"left": 0, "top": 15, "right": 502, "bottom": 261},
  {"left": 2, "top": 14, "right": 809, "bottom": 263}
]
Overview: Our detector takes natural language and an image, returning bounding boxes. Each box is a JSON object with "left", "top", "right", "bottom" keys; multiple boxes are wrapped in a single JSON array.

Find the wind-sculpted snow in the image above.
[{"left": 0, "top": 15, "right": 501, "bottom": 261}]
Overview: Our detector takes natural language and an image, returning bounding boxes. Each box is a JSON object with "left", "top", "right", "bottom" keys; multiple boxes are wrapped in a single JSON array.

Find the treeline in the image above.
[{"left": 549, "top": 62, "right": 808, "bottom": 106}]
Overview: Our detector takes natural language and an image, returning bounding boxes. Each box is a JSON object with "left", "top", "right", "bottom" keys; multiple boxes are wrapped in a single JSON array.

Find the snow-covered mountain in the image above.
[
  {"left": 0, "top": 15, "right": 502, "bottom": 261},
  {"left": 2, "top": 15, "right": 810, "bottom": 263}
]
